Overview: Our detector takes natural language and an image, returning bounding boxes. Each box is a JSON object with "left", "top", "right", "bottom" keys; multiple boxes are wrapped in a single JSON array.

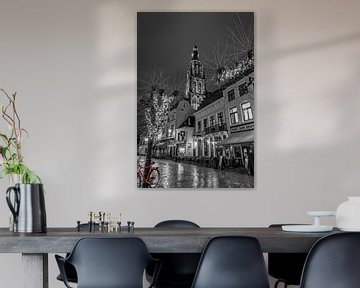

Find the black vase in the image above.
[{"left": 6, "top": 183, "right": 47, "bottom": 233}]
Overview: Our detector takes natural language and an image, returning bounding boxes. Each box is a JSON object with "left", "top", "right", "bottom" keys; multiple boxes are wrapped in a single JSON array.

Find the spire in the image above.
[
  {"left": 191, "top": 45, "right": 199, "bottom": 60},
  {"left": 185, "top": 45, "right": 206, "bottom": 111}
]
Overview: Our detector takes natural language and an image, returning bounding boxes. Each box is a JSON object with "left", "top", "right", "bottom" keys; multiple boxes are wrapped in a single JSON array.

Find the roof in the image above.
[
  {"left": 178, "top": 116, "right": 195, "bottom": 128},
  {"left": 197, "top": 88, "right": 224, "bottom": 111}
]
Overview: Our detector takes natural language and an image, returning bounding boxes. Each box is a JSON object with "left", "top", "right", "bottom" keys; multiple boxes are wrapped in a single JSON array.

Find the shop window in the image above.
[
  {"left": 198, "top": 139, "right": 202, "bottom": 157},
  {"left": 234, "top": 146, "right": 242, "bottom": 158},
  {"left": 241, "top": 102, "right": 253, "bottom": 121},
  {"left": 210, "top": 139, "right": 214, "bottom": 157},
  {"left": 204, "top": 139, "right": 209, "bottom": 157},
  {"left": 229, "top": 107, "right": 239, "bottom": 125}
]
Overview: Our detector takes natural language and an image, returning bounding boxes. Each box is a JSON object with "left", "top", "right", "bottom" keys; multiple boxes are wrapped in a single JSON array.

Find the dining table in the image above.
[{"left": 0, "top": 226, "right": 339, "bottom": 288}]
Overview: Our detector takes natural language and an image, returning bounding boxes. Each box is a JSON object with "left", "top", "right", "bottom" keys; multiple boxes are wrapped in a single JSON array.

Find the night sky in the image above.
[{"left": 137, "top": 12, "right": 253, "bottom": 93}]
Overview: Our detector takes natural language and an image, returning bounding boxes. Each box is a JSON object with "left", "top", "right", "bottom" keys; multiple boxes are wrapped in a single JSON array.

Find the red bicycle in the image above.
[{"left": 137, "top": 161, "right": 160, "bottom": 188}]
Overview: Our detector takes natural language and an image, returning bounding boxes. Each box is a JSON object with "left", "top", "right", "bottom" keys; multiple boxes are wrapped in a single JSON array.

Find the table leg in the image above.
[{"left": 22, "top": 253, "right": 48, "bottom": 288}]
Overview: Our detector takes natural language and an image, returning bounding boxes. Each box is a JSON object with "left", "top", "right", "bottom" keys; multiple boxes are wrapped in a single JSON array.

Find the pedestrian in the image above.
[
  {"left": 244, "top": 148, "right": 249, "bottom": 173},
  {"left": 218, "top": 153, "right": 223, "bottom": 170},
  {"left": 225, "top": 149, "right": 230, "bottom": 169},
  {"left": 248, "top": 147, "right": 254, "bottom": 175}
]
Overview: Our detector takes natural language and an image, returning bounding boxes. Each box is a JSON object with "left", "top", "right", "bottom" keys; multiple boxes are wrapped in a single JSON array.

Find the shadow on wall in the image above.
[
  {"left": 263, "top": 31, "right": 360, "bottom": 62},
  {"left": 258, "top": 10, "right": 360, "bottom": 209}
]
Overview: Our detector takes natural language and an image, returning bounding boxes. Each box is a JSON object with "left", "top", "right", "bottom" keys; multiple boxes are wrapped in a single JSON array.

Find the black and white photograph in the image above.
[{"left": 137, "top": 12, "right": 255, "bottom": 188}]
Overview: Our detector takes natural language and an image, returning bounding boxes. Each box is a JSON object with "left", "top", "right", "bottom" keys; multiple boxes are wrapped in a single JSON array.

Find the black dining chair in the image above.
[
  {"left": 268, "top": 224, "right": 308, "bottom": 288},
  {"left": 56, "top": 223, "right": 99, "bottom": 284},
  {"left": 191, "top": 236, "right": 270, "bottom": 288},
  {"left": 55, "top": 237, "right": 160, "bottom": 288},
  {"left": 146, "top": 220, "right": 201, "bottom": 288},
  {"left": 56, "top": 262, "right": 77, "bottom": 284},
  {"left": 300, "top": 232, "right": 360, "bottom": 288}
]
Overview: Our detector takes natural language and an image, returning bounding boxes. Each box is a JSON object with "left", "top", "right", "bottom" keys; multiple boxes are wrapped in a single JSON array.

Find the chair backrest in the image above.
[
  {"left": 150, "top": 220, "right": 201, "bottom": 287},
  {"left": 66, "top": 237, "right": 154, "bottom": 288},
  {"left": 155, "top": 219, "right": 200, "bottom": 228},
  {"left": 268, "top": 224, "right": 308, "bottom": 285},
  {"left": 300, "top": 232, "right": 360, "bottom": 288},
  {"left": 191, "top": 236, "right": 270, "bottom": 288}
]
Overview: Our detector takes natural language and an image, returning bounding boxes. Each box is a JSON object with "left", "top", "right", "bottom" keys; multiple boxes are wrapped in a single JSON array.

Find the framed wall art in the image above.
[{"left": 137, "top": 12, "right": 254, "bottom": 188}]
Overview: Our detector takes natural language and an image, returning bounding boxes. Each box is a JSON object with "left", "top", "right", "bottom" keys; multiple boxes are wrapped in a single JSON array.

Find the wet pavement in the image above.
[{"left": 138, "top": 156, "right": 254, "bottom": 188}]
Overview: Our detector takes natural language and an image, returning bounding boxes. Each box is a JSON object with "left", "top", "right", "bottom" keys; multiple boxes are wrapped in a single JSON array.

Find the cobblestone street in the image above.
[{"left": 138, "top": 156, "right": 254, "bottom": 188}]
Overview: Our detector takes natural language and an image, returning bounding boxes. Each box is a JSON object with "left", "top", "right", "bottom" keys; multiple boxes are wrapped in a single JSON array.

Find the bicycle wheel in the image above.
[{"left": 148, "top": 168, "right": 160, "bottom": 188}]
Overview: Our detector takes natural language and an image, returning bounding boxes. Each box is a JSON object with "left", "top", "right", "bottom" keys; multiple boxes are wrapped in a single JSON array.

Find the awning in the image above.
[
  {"left": 217, "top": 130, "right": 254, "bottom": 146},
  {"left": 154, "top": 142, "right": 166, "bottom": 148},
  {"left": 153, "top": 137, "right": 174, "bottom": 147}
]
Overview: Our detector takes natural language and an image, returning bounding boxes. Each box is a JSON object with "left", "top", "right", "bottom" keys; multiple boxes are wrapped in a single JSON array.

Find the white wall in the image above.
[{"left": 0, "top": 0, "right": 360, "bottom": 287}]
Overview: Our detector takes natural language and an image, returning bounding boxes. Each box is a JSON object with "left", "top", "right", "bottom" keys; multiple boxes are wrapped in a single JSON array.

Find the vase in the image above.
[
  {"left": 7, "top": 174, "right": 22, "bottom": 231},
  {"left": 336, "top": 196, "right": 360, "bottom": 231},
  {"left": 9, "top": 173, "right": 22, "bottom": 185},
  {"left": 6, "top": 183, "right": 47, "bottom": 233}
]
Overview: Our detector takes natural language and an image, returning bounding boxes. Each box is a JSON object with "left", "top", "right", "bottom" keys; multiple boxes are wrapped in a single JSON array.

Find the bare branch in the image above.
[{"left": 227, "top": 13, "right": 254, "bottom": 63}]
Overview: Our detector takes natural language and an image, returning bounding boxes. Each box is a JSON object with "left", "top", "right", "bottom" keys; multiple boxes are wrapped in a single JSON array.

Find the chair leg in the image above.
[
  {"left": 274, "top": 280, "right": 288, "bottom": 288},
  {"left": 274, "top": 280, "right": 281, "bottom": 288}
]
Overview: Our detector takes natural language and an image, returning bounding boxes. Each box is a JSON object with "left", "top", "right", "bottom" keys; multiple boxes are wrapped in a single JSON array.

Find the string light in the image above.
[
  {"left": 144, "top": 89, "right": 174, "bottom": 140},
  {"left": 218, "top": 54, "right": 254, "bottom": 85}
]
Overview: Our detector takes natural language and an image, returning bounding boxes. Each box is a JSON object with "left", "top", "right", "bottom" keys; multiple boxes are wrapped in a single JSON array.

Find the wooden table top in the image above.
[{"left": 0, "top": 227, "right": 340, "bottom": 254}]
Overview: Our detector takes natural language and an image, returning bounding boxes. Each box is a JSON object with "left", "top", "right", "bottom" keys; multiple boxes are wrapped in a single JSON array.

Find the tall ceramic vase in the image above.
[
  {"left": 336, "top": 196, "right": 360, "bottom": 231},
  {"left": 6, "top": 183, "right": 47, "bottom": 233}
]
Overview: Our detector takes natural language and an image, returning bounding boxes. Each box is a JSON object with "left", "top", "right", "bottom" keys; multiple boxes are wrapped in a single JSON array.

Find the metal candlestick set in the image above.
[{"left": 76, "top": 212, "right": 135, "bottom": 233}]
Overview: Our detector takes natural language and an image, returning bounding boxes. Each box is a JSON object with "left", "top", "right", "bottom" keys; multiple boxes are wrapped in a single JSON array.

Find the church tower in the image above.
[{"left": 185, "top": 46, "right": 206, "bottom": 111}]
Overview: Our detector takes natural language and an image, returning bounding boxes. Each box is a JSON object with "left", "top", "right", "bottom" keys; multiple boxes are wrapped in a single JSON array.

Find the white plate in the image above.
[
  {"left": 307, "top": 211, "right": 336, "bottom": 217},
  {"left": 338, "top": 227, "right": 360, "bottom": 232},
  {"left": 282, "top": 225, "right": 333, "bottom": 232}
]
